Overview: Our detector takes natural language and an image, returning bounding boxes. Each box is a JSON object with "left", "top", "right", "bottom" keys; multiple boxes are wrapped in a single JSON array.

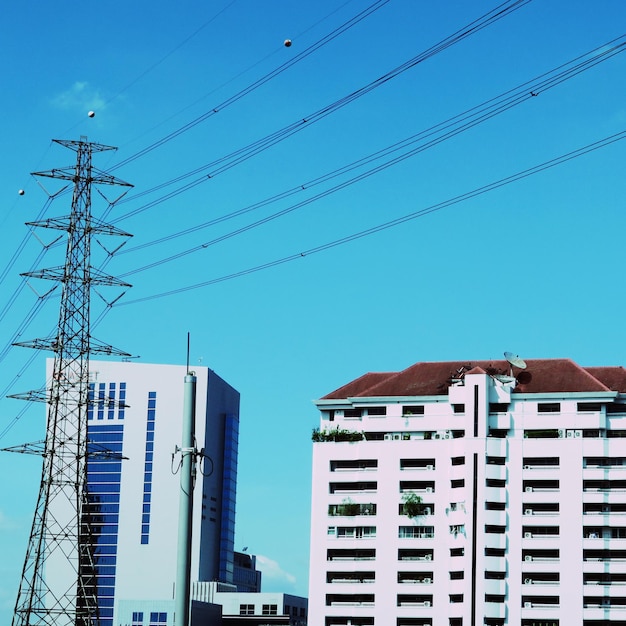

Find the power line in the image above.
[
  {"left": 108, "top": 0, "right": 393, "bottom": 171},
  {"left": 117, "top": 35, "right": 626, "bottom": 276},
  {"left": 116, "top": 129, "right": 626, "bottom": 306},
  {"left": 110, "top": 0, "right": 531, "bottom": 220}
]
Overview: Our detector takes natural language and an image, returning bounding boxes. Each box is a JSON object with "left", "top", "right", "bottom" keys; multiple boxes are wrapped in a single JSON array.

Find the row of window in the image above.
[
  {"left": 131, "top": 612, "right": 166, "bottom": 626},
  {"left": 325, "top": 618, "right": 564, "bottom": 626},
  {"left": 325, "top": 570, "right": 626, "bottom": 585},
  {"left": 331, "top": 402, "right": 626, "bottom": 419},
  {"left": 334, "top": 455, "right": 626, "bottom": 471},
  {"left": 327, "top": 546, "right": 626, "bottom": 562},
  {"left": 140, "top": 391, "right": 157, "bottom": 545}
]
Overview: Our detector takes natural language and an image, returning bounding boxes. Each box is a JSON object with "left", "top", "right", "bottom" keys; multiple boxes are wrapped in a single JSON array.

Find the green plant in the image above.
[
  {"left": 311, "top": 428, "right": 364, "bottom": 443},
  {"left": 340, "top": 498, "right": 360, "bottom": 516},
  {"left": 402, "top": 491, "right": 423, "bottom": 518}
]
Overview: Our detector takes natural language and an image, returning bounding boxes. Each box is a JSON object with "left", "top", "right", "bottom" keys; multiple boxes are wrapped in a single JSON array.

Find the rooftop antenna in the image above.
[
  {"left": 186, "top": 332, "right": 190, "bottom": 375},
  {"left": 504, "top": 351, "right": 527, "bottom": 376}
]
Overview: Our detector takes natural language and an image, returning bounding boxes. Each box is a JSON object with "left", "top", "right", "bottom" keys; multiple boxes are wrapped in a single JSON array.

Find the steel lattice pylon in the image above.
[{"left": 9, "top": 138, "right": 132, "bottom": 626}]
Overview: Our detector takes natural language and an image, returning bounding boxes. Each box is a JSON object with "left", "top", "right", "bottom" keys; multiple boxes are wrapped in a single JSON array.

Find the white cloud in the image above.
[
  {"left": 51, "top": 81, "right": 106, "bottom": 112},
  {"left": 255, "top": 554, "right": 296, "bottom": 586}
]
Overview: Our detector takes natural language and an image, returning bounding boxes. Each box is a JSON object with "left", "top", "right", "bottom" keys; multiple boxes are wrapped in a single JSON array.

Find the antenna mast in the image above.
[{"left": 9, "top": 137, "right": 132, "bottom": 626}]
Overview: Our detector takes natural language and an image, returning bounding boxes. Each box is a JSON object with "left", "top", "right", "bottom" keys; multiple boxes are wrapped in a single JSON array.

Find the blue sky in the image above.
[{"left": 1, "top": 0, "right": 626, "bottom": 619}]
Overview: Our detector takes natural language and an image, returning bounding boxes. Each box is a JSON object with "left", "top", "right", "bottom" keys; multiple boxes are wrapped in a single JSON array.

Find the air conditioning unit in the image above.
[
  {"left": 558, "top": 429, "right": 565, "bottom": 438},
  {"left": 426, "top": 465, "right": 434, "bottom": 470},
  {"left": 443, "top": 432, "right": 452, "bottom": 440},
  {"left": 433, "top": 433, "right": 442, "bottom": 440},
  {"left": 524, "top": 578, "right": 532, "bottom": 584},
  {"left": 525, "top": 509, "right": 533, "bottom": 515},
  {"left": 575, "top": 429, "right": 583, "bottom": 438},
  {"left": 393, "top": 433, "right": 401, "bottom": 440},
  {"left": 524, "top": 532, "right": 532, "bottom": 538},
  {"left": 384, "top": 434, "right": 392, "bottom": 440},
  {"left": 523, "top": 465, "right": 530, "bottom": 469},
  {"left": 423, "top": 601, "right": 431, "bottom": 607},
  {"left": 524, "top": 602, "right": 532, "bottom": 608},
  {"left": 566, "top": 429, "right": 575, "bottom": 438},
  {"left": 525, "top": 486, "right": 533, "bottom": 492},
  {"left": 425, "top": 487, "right": 433, "bottom": 493},
  {"left": 423, "top": 577, "right": 432, "bottom": 584},
  {"left": 525, "top": 555, "right": 533, "bottom": 561},
  {"left": 424, "top": 553, "right": 432, "bottom": 561},
  {"left": 423, "top": 507, "right": 432, "bottom": 515}
]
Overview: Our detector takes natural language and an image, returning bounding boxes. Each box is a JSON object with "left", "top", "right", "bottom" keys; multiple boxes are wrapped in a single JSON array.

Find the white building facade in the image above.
[
  {"left": 308, "top": 358, "right": 626, "bottom": 626},
  {"left": 77, "top": 360, "right": 240, "bottom": 626}
]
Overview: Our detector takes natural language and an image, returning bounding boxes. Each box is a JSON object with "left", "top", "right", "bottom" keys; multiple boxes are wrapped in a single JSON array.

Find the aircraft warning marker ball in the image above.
[
  {"left": 284, "top": 39, "right": 292, "bottom": 47},
  {"left": 18, "top": 189, "right": 25, "bottom": 195},
  {"left": 88, "top": 110, "right": 95, "bottom": 118}
]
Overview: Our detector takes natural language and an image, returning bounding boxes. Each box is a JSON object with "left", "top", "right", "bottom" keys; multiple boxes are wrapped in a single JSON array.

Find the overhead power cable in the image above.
[
  {"left": 117, "top": 35, "right": 626, "bottom": 276},
  {"left": 109, "top": 0, "right": 393, "bottom": 171},
  {"left": 116, "top": 129, "right": 626, "bottom": 306},
  {"left": 111, "top": 0, "right": 531, "bottom": 219}
]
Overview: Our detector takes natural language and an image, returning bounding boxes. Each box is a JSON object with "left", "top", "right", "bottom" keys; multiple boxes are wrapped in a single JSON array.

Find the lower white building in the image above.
[{"left": 308, "top": 358, "right": 626, "bottom": 626}]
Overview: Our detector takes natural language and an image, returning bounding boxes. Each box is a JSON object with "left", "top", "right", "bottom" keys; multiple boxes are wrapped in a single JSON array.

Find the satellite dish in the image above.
[{"left": 504, "top": 351, "right": 527, "bottom": 369}]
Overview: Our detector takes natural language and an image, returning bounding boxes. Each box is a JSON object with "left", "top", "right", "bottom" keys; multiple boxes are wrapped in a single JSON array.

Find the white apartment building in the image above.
[{"left": 308, "top": 358, "right": 626, "bottom": 626}]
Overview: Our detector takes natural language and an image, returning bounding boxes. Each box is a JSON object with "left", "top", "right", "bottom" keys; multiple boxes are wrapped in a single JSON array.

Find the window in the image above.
[
  {"left": 523, "top": 525, "right": 559, "bottom": 538},
  {"left": 398, "top": 548, "right": 433, "bottom": 561},
  {"left": 485, "top": 571, "right": 506, "bottom": 580},
  {"left": 522, "top": 549, "right": 559, "bottom": 562},
  {"left": 329, "top": 502, "right": 376, "bottom": 516},
  {"left": 449, "top": 594, "right": 463, "bottom": 603},
  {"left": 486, "top": 456, "right": 506, "bottom": 465},
  {"left": 451, "top": 479, "right": 465, "bottom": 488},
  {"left": 327, "top": 548, "right": 376, "bottom": 561},
  {"left": 450, "top": 571, "right": 464, "bottom": 580},
  {"left": 326, "top": 594, "right": 374, "bottom": 607},
  {"left": 486, "top": 479, "right": 506, "bottom": 488},
  {"left": 403, "top": 405, "right": 425, "bottom": 416},
  {"left": 327, "top": 571, "right": 375, "bottom": 583},
  {"left": 450, "top": 547, "right": 464, "bottom": 557},
  {"left": 489, "top": 403, "right": 508, "bottom": 413},
  {"left": 485, "top": 525, "right": 506, "bottom": 534},
  {"left": 485, "top": 547, "right": 506, "bottom": 557},
  {"left": 607, "top": 403, "right": 626, "bottom": 414},
  {"left": 485, "top": 501, "right": 505, "bottom": 511},
  {"left": 330, "top": 459, "right": 378, "bottom": 471},
  {"left": 578, "top": 402, "right": 602, "bottom": 412},
  {"left": 344, "top": 408, "right": 362, "bottom": 418},
  {"left": 367, "top": 406, "right": 387, "bottom": 416},
  {"left": 399, "top": 526, "right": 434, "bottom": 539},
  {"left": 400, "top": 458, "right": 435, "bottom": 470},
  {"left": 239, "top": 604, "right": 254, "bottom": 615},
  {"left": 523, "top": 457, "right": 559, "bottom": 468},
  {"left": 397, "top": 594, "right": 433, "bottom": 607},
  {"left": 132, "top": 612, "right": 144, "bottom": 626},
  {"left": 149, "top": 613, "right": 167, "bottom": 626},
  {"left": 452, "top": 404, "right": 465, "bottom": 414},
  {"left": 451, "top": 456, "right": 465, "bottom": 466},
  {"left": 538, "top": 402, "right": 560, "bottom": 413},
  {"left": 262, "top": 604, "right": 278, "bottom": 615},
  {"left": 450, "top": 619, "right": 462, "bottom": 626},
  {"left": 330, "top": 481, "right": 377, "bottom": 494},
  {"left": 485, "top": 595, "right": 505, "bottom": 603},
  {"left": 337, "top": 526, "right": 376, "bottom": 539}
]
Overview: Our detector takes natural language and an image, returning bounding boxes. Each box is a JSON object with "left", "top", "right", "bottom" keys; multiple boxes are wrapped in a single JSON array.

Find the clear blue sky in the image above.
[{"left": 1, "top": 0, "right": 625, "bottom": 620}]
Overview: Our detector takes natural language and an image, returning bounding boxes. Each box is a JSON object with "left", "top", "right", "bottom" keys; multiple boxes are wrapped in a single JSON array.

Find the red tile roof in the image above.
[{"left": 321, "top": 358, "right": 626, "bottom": 399}]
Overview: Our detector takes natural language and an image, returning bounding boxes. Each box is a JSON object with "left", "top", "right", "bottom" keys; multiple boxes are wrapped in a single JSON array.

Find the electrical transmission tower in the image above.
[{"left": 7, "top": 138, "right": 132, "bottom": 626}]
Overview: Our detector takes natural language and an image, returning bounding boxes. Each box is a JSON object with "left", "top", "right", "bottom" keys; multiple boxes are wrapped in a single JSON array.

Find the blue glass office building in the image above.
[{"left": 78, "top": 361, "right": 239, "bottom": 626}]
